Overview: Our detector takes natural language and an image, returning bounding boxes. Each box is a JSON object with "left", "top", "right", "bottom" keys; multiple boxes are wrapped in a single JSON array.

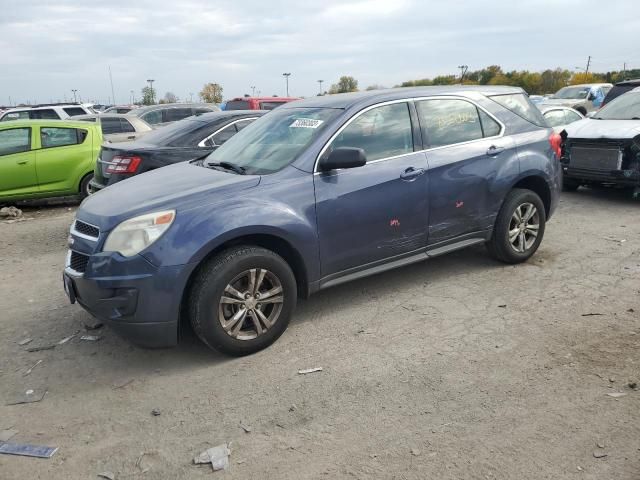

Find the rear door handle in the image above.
[
  {"left": 400, "top": 167, "right": 425, "bottom": 181},
  {"left": 17, "top": 160, "right": 29, "bottom": 165},
  {"left": 486, "top": 145, "right": 505, "bottom": 157}
]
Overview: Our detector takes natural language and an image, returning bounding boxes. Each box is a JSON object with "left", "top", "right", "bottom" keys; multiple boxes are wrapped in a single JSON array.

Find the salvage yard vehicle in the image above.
[
  {"left": 225, "top": 96, "right": 300, "bottom": 111},
  {"left": 560, "top": 87, "right": 640, "bottom": 191},
  {"left": 0, "top": 120, "right": 101, "bottom": 202},
  {"left": 0, "top": 103, "right": 94, "bottom": 121},
  {"left": 63, "top": 86, "right": 561, "bottom": 356},
  {"left": 539, "top": 83, "right": 612, "bottom": 115},
  {"left": 537, "top": 105, "right": 584, "bottom": 132},
  {"left": 601, "top": 78, "right": 640, "bottom": 107},
  {"left": 130, "top": 103, "right": 219, "bottom": 127},
  {"left": 74, "top": 113, "right": 153, "bottom": 143},
  {"left": 89, "top": 110, "right": 265, "bottom": 192}
]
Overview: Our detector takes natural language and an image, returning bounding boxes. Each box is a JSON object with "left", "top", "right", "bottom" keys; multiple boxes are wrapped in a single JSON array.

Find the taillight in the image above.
[
  {"left": 549, "top": 133, "right": 562, "bottom": 159},
  {"left": 106, "top": 155, "right": 142, "bottom": 174}
]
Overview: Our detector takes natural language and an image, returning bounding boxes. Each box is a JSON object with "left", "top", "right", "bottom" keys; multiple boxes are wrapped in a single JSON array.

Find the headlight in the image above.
[{"left": 103, "top": 210, "right": 175, "bottom": 257}]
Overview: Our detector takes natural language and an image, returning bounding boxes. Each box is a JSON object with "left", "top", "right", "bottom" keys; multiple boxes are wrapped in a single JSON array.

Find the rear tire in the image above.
[
  {"left": 562, "top": 177, "right": 580, "bottom": 192},
  {"left": 188, "top": 246, "right": 297, "bottom": 356},
  {"left": 79, "top": 173, "right": 94, "bottom": 199},
  {"left": 486, "top": 189, "right": 546, "bottom": 264}
]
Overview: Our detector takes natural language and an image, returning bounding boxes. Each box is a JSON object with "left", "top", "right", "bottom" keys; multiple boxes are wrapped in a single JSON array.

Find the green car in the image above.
[{"left": 0, "top": 120, "right": 102, "bottom": 202}]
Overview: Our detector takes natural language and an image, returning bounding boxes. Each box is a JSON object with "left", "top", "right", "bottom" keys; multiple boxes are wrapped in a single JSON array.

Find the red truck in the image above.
[{"left": 224, "top": 96, "right": 300, "bottom": 111}]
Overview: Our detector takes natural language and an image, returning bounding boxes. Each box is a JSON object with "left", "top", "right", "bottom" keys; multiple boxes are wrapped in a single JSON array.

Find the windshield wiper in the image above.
[{"left": 207, "top": 161, "right": 246, "bottom": 175}]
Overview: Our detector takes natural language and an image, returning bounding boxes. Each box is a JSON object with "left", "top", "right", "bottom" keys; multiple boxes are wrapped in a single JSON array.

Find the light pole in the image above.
[
  {"left": 146, "top": 79, "right": 155, "bottom": 104},
  {"left": 130, "top": 90, "right": 135, "bottom": 104},
  {"left": 71, "top": 89, "right": 78, "bottom": 102},
  {"left": 251, "top": 86, "right": 256, "bottom": 96},
  {"left": 317, "top": 80, "right": 324, "bottom": 95},
  {"left": 189, "top": 92, "right": 194, "bottom": 103},
  {"left": 282, "top": 73, "right": 291, "bottom": 97}
]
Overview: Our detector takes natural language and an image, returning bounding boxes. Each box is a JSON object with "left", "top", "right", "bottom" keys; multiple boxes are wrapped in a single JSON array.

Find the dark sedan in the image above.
[{"left": 89, "top": 111, "right": 265, "bottom": 192}]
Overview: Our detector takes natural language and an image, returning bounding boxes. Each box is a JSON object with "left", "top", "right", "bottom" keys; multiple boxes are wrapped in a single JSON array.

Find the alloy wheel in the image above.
[
  {"left": 508, "top": 202, "right": 539, "bottom": 253},
  {"left": 218, "top": 268, "right": 284, "bottom": 340}
]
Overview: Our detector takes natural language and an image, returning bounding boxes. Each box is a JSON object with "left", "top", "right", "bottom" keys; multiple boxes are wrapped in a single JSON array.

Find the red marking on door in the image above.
[
  {"left": 455, "top": 201, "right": 464, "bottom": 208},
  {"left": 390, "top": 219, "right": 400, "bottom": 227}
]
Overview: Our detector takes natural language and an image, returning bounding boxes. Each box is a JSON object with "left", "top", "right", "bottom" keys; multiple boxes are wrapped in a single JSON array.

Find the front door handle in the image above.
[
  {"left": 17, "top": 160, "right": 29, "bottom": 165},
  {"left": 486, "top": 145, "right": 505, "bottom": 157},
  {"left": 400, "top": 167, "right": 425, "bottom": 181}
]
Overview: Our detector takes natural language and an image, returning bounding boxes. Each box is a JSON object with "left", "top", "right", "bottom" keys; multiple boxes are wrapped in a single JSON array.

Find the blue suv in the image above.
[{"left": 63, "top": 86, "right": 561, "bottom": 356}]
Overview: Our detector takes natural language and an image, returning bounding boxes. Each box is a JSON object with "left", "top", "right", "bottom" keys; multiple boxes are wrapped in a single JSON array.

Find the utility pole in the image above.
[
  {"left": 282, "top": 73, "right": 291, "bottom": 97},
  {"left": 623, "top": 62, "right": 627, "bottom": 80},
  {"left": 585, "top": 56, "right": 591, "bottom": 75},
  {"left": 317, "top": 80, "right": 324, "bottom": 95},
  {"left": 71, "top": 89, "right": 78, "bottom": 102},
  {"left": 109, "top": 66, "right": 116, "bottom": 105},
  {"left": 147, "top": 79, "right": 155, "bottom": 104},
  {"left": 190, "top": 92, "right": 194, "bottom": 102},
  {"left": 457, "top": 65, "right": 468, "bottom": 84},
  {"left": 130, "top": 90, "right": 134, "bottom": 104},
  {"left": 251, "top": 86, "right": 256, "bottom": 96}
]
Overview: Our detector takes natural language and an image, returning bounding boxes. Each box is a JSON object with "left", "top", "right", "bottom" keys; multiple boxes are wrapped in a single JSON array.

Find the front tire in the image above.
[
  {"left": 486, "top": 189, "right": 546, "bottom": 264},
  {"left": 188, "top": 246, "right": 297, "bottom": 356}
]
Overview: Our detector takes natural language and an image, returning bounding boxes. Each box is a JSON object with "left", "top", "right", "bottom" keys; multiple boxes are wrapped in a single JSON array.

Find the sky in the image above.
[{"left": 1, "top": 0, "right": 638, "bottom": 106}]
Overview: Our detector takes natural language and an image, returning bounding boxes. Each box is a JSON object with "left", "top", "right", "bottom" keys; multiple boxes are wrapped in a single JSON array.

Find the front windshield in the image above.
[
  {"left": 553, "top": 86, "right": 590, "bottom": 100},
  {"left": 205, "top": 107, "right": 340, "bottom": 174},
  {"left": 594, "top": 92, "right": 640, "bottom": 120}
]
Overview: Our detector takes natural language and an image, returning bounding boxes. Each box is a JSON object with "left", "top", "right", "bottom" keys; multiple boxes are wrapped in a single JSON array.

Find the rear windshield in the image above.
[
  {"left": 132, "top": 118, "right": 206, "bottom": 146},
  {"left": 225, "top": 100, "right": 250, "bottom": 110},
  {"left": 552, "top": 86, "right": 590, "bottom": 100},
  {"left": 259, "top": 101, "right": 287, "bottom": 110},
  {"left": 490, "top": 93, "right": 547, "bottom": 127}
]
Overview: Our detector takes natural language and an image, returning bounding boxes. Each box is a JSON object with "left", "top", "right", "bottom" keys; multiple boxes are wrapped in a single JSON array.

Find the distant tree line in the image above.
[{"left": 397, "top": 65, "right": 640, "bottom": 95}]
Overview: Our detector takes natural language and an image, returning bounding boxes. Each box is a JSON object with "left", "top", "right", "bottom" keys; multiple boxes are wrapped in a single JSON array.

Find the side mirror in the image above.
[{"left": 319, "top": 147, "right": 366, "bottom": 171}]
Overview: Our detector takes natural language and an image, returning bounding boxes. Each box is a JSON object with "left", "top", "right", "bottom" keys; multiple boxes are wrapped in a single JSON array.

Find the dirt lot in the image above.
[{"left": 0, "top": 190, "right": 639, "bottom": 480}]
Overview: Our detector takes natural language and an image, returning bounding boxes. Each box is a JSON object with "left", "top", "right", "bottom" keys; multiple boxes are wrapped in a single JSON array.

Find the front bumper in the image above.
[{"left": 63, "top": 252, "right": 194, "bottom": 348}]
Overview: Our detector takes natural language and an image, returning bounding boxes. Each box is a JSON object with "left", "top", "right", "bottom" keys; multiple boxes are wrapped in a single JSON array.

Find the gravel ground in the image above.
[{"left": 0, "top": 189, "right": 638, "bottom": 480}]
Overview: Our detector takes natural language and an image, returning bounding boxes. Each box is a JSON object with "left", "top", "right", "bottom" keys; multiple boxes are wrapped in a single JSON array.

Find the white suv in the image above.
[{"left": 0, "top": 104, "right": 94, "bottom": 121}]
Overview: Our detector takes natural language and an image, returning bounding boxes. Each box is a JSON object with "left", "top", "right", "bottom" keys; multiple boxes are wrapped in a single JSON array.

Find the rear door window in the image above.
[
  {"left": 210, "top": 124, "right": 238, "bottom": 146},
  {"left": 119, "top": 118, "right": 136, "bottom": 133},
  {"left": 329, "top": 102, "right": 414, "bottom": 162},
  {"left": 235, "top": 118, "right": 255, "bottom": 131},
  {"left": 101, "top": 118, "right": 122, "bottom": 134},
  {"left": 30, "top": 109, "right": 60, "bottom": 120},
  {"left": 0, "top": 128, "right": 31, "bottom": 156},
  {"left": 489, "top": 93, "right": 547, "bottom": 127},
  {"left": 40, "top": 127, "right": 86, "bottom": 148},
  {"left": 416, "top": 99, "right": 484, "bottom": 147},
  {"left": 63, "top": 107, "right": 87, "bottom": 117}
]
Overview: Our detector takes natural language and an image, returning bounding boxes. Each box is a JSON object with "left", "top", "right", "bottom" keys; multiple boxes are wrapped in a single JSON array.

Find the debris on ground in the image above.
[
  {"left": 23, "top": 359, "right": 43, "bottom": 376},
  {"left": 593, "top": 451, "right": 608, "bottom": 459},
  {"left": 0, "top": 206, "right": 23, "bottom": 219},
  {"left": 58, "top": 331, "right": 79, "bottom": 345},
  {"left": 80, "top": 335, "right": 101, "bottom": 342},
  {"left": 0, "top": 429, "right": 19, "bottom": 442},
  {"left": 151, "top": 408, "right": 161, "bottom": 416},
  {"left": 18, "top": 338, "right": 32, "bottom": 346},
  {"left": 606, "top": 392, "right": 627, "bottom": 398},
  {"left": 6, "top": 388, "right": 47, "bottom": 405},
  {"left": 581, "top": 313, "right": 603, "bottom": 317},
  {"left": 289, "top": 404, "right": 297, "bottom": 412},
  {"left": 239, "top": 422, "right": 251, "bottom": 433},
  {"left": 498, "top": 304, "right": 507, "bottom": 308},
  {"left": 577, "top": 466, "right": 583, "bottom": 471},
  {"left": 604, "top": 236, "right": 627, "bottom": 244},
  {"left": 97, "top": 472, "right": 115, "bottom": 480},
  {"left": 112, "top": 378, "right": 134, "bottom": 389},
  {"left": 628, "top": 308, "right": 635, "bottom": 313},
  {"left": 0, "top": 442, "right": 57, "bottom": 458},
  {"left": 298, "top": 367, "right": 323, "bottom": 375},
  {"left": 596, "top": 442, "right": 605, "bottom": 449},
  {"left": 627, "top": 381, "right": 637, "bottom": 389},
  {"left": 26, "top": 344, "right": 56, "bottom": 353},
  {"left": 193, "top": 443, "right": 231, "bottom": 472},
  {"left": 410, "top": 448, "right": 421, "bottom": 456}
]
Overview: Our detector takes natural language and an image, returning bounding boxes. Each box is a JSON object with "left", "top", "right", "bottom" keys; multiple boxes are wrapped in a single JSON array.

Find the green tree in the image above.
[
  {"left": 163, "top": 91, "right": 178, "bottom": 103},
  {"left": 199, "top": 83, "right": 223, "bottom": 103},
  {"left": 329, "top": 76, "right": 359, "bottom": 94},
  {"left": 141, "top": 86, "right": 155, "bottom": 105}
]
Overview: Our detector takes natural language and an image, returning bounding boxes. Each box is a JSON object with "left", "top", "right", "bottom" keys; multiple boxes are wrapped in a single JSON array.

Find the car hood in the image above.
[
  {"left": 564, "top": 118, "right": 640, "bottom": 140},
  {"left": 78, "top": 162, "right": 260, "bottom": 230}
]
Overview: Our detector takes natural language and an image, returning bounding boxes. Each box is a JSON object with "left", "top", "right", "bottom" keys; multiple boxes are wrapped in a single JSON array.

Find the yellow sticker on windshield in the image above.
[{"left": 290, "top": 118, "right": 324, "bottom": 128}]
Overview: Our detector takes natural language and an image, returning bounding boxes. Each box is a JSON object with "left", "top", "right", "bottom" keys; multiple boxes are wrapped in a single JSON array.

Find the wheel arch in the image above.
[{"left": 511, "top": 175, "right": 551, "bottom": 218}]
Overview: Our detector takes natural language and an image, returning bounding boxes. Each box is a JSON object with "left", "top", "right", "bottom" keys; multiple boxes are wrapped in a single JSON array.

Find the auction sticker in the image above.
[{"left": 290, "top": 118, "right": 324, "bottom": 128}]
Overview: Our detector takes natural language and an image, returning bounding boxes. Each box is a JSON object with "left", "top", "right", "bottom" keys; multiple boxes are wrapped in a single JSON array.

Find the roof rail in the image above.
[{"left": 9, "top": 102, "right": 85, "bottom": 109}]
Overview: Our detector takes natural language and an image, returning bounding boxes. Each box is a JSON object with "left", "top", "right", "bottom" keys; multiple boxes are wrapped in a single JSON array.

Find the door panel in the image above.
[
  {"left": 0, "top": 127, "right": 38, "bottom": 196},
  {"left": 315, "top": 152, "right": 428, "bottom": 276}
]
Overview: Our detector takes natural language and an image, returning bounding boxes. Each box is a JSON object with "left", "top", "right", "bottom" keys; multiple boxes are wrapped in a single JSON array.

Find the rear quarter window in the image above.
[
  {"left": 490, "top": 93, "right": 547, "bottom": 127},
  {"left": 63, "top": 107, "right": 88, "bottom": 117}
]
